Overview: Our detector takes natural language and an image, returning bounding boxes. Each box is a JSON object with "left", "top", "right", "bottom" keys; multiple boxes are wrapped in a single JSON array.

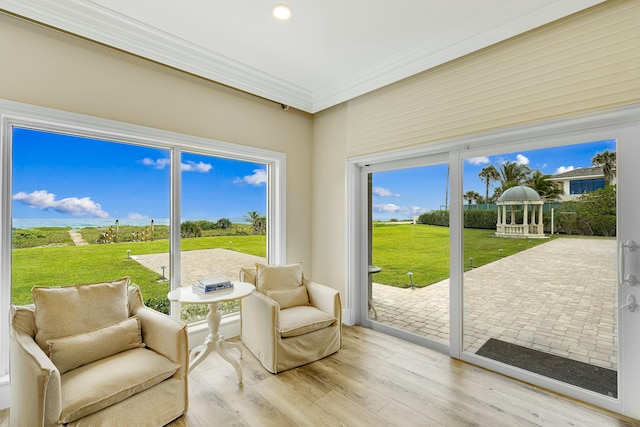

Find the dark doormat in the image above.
[{"left": 476, "top": 338, "right": 617, "bottom": 398}]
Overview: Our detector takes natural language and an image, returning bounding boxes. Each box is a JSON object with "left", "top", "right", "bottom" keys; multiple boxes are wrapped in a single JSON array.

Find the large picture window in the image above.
[{"left": 1, "top": 102, "right": 285, "bottom": 381}]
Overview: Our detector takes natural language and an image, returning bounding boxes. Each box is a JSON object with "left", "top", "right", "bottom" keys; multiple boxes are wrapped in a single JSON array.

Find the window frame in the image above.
[{"left": 0, "top": 99, "right": 286, "bottom": 382}]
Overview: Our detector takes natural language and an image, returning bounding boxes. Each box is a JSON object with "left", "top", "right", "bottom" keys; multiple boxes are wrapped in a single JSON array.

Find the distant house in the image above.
[{"left": 551, "top": 167, "right": 616, "bottom": 201}]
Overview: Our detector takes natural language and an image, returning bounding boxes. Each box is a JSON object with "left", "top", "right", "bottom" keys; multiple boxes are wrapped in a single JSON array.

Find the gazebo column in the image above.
[
  {"left": 510, "top": 205, "right": 515, "bottom": 224},
  {"left": 530, "top": 204, "right": 535, "bottom": 233},
  {"left": 523, "top": 203, "right": 528, "bottom": 233},
  {"left": 539, "top": 204, "right": 544, "bottom": 234}
]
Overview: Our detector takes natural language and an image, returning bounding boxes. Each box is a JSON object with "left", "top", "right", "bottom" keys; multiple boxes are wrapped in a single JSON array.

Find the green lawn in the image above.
[
  {"left": 11, "top": 235, "right": 266, "bottom": 305},
  {"left": 372, "top": 224, "right": 556, "bottom": 287},
  {"left": 10, "top": 223, "right": 577, "bottom": 305}
]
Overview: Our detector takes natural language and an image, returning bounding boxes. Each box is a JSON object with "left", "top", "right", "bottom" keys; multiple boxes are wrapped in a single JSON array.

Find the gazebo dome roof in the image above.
[{"left": 498, "top": 185, "right": 541, "bottom": 202}]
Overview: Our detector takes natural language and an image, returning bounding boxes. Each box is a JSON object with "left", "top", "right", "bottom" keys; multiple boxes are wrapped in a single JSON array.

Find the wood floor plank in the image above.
[
  {"left": 252, "top": 375, "right": 344, "bottom": 427},
  {"left": 2, "top": 325, "right": 638, "bottom": 427}
]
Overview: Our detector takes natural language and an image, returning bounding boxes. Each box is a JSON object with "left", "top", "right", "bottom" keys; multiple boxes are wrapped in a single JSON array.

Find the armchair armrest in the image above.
[
  {"left": 305, "top": 280, "right": 342, "bottom": 321},
  {"left": 10, "top": 307, "right": 62, "bottom": 427},
  {"left": 241, "top": 292, "right": 278, "bottom": 372},
  {"left": 133, "top": 306, "right": 189, "bottom": 376}
]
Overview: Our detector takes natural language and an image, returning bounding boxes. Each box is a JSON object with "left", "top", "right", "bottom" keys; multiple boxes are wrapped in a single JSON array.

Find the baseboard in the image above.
[
  {"left": 0, "top": 375, "right": 9, "bottom": 410},
  {"left": 342, "top": 308, "right": 355, "bottom": 326}
]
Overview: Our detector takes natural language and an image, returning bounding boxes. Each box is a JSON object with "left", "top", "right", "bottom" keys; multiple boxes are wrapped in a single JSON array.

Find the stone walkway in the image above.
[
  {"left": 68, "top": 230, "right": 89, "bottom": 246},
  {"left": 132, "top": 248, "right": 266, "bottom": 287},
  {"left": 371, "top": 238, "right": 618, "bottom": 370}
]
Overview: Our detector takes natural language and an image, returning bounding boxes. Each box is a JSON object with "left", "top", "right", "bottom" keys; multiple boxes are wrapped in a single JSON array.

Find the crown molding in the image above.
[
  {"left": 1, "top": 0, "right": 605, "bottom": 114},
  {"left": 0, "top": 0, "right": 313, "bottom": 111}
]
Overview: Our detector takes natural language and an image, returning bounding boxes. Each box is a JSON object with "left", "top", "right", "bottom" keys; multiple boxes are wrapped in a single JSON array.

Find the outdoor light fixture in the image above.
[
  {"left": 407, "top": 271, "right": 414, "bottom": 290},
  {"left": 272, "top": 4, "right": 292, "bottom": 21},
  {"left": 126, "top": 249, "right": 131, "bottom": 259}
]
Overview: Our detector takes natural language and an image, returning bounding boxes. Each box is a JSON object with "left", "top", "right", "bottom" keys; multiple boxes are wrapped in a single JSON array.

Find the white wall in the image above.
[{"left": 0, "top": 12, "right": 314, "bottom": 410}]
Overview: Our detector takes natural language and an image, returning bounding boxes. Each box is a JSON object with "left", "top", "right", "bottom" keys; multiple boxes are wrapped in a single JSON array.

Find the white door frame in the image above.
[{"left": 345, "top": 103, "right": 640, "bottom": 418}]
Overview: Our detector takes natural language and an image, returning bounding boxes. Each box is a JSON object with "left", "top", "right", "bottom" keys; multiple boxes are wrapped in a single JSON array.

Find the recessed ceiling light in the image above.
[{"left": 272, "top": 4, "right": 292, "bottom": 21}]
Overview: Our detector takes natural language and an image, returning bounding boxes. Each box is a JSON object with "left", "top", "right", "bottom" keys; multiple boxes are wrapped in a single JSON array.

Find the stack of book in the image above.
[{"left": 192, "top": 276, "right": 234, "bottom": 293}]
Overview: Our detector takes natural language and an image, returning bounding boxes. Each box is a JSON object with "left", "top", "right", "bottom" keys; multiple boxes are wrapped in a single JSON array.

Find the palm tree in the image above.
[
  {"left": 244, "top": 210, "right": 264, "bottom": 235},
  {"left": 592, "top": 150, "right": 616, "bottom": 186},
  {"left": 478, "top": 165, "right": 500, "bottom": 205},
  {"left": 526, "top": 170, "right": 564, "bottom": 201},
  {"left": 463, "top": 190, "right": 480, "bottom": 207},
  {"left": 497, "top": 161, "right": 531, "bottom": 192}
]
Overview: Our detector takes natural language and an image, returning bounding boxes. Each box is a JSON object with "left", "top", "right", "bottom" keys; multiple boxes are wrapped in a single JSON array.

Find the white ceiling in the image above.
[{"left": 1, "top": 0, "right": 604, "bottom": 113}]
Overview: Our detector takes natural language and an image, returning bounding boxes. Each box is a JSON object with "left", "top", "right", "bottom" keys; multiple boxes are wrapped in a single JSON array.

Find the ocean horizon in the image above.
[{"left": 12, "top": 217, "right": 249, "bottom": 229}]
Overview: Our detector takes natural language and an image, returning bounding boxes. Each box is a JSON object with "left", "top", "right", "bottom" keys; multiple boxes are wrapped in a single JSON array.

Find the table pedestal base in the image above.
[{"left": 188, "top": 301, "right": 243, "bottom": 384}]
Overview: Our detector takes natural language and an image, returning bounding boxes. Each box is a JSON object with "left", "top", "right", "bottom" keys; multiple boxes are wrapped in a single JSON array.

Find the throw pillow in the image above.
[
  {"left": 255, "top": 262, "right": 302, "bottom": 293},
  {"left": 265, "top": 285, "right": 310, "bottom": 309},
  {"left": 32, "top": 277, "right": 130, "bottom": 354},
  {"left": 48, "top": 315, "right": 145, "bottom": 374}
]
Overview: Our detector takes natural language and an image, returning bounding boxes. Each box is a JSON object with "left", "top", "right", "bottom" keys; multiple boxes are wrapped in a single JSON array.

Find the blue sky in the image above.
[
  {"left": 372, "top": 139, "right": 616, "bottom": 220},
  {"left": 11, "top": 128, "right": 267, "bottom": 224}
]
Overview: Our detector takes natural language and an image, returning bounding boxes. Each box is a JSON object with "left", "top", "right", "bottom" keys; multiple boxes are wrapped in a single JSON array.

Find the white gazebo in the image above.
[{"left": 495, "top": 185, "right": 545, "bottom": 238}]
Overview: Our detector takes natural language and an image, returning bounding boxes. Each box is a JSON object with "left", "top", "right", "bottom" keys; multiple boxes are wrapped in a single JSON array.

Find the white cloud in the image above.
[
  {"left": 466, "top": 156, "right": 490, "bottom": 165},
  {"left": 141, "top": 158, "right": 212, "bottom": 173},
  {"left": 234, "top": 169, "right": 267, "bottom": 186},
  {"left": 555, "top": 165, "right": 575, "bottom": 174},
  {"left": 373, "top": 203, "right": 401, "bottom": 213},
  {"left": 372, "top": 186, "right": 400, "bottom": 197},
  {"left": 181, "top": 161, "right": 212, "bottom": 173},
  {"left": 516, "top": 154, "right": 529, "bottom": 165},
  {"left": 141, "top": 158, "right": 170, "bottom": 169},
  {"left": 13, "top": 190, "right": 109, "bottom": 218},
  {"left": 127, "top": 212, "right": 148, "bottom": 219}
]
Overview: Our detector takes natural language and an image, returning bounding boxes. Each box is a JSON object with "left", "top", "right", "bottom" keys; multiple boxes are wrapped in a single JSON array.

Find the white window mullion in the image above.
[
  {"left": 169, "top": 147, "right": 182, "bottom": 319},
  {"left": 448, "top": 150, "right": 463, "bottom": 359}
]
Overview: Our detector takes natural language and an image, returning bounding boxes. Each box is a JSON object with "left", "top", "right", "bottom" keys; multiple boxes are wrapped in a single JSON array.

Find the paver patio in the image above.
[{"left": 371, "top": 237, "right": 618, "bottom": 370}]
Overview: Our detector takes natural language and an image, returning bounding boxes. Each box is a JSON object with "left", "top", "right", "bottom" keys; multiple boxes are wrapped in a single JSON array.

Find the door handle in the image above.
[
  {"left": 620, "top": 294, "right": 636, "bottom": 312},
  {"left": 618, "top": 240, "right": 637, "bottom": 286}
]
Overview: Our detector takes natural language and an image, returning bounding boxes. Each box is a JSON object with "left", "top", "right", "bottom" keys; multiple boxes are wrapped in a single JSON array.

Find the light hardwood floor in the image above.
[{"left": 2, "top": 326, "right": 638, "bottom": 426}]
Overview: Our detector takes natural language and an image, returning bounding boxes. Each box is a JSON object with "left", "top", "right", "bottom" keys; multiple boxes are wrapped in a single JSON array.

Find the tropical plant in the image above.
[
  {"left": 463, "top": 190, "right": 481, "bottom": 207},
  {"left": 216, "top": 218, "right": 232, "bottom": 229},
  {"left": 478, "top": 165, "right": 500, "bottom": 204},
  {"left": 244, "top": 211, "right": 266, "bottom": 235},
  {"left": 592, "top": 149, "right": 616, "bottom": 186},
  {"left": 180, "top": 221, "right": 202, "bottom": 238},
  {"left": 497, "top": 161, "right": 531, "bottom": 192},
  {"left": 526, "top": 170, "right": 564, "bottom": 201}
]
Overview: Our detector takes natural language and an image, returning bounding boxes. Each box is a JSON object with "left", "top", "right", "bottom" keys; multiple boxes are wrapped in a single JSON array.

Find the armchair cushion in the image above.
[
  {"left": 32, "top": 277, "right": 130, "bottom": 354},
  {"left": 60, "top": 347, "right": 179, "bottom": 424},
  {"left": 256, "top": 262, "right": 302, "bottom": 293},
  {"left": 48, "top": 315, "right": 145, "bottom": 374},
  {"left": 278, "top": 306, "right": 337, "bottom": 338},
  {"left": 266, "top": 284, "right": 310, "bottom": 309}
]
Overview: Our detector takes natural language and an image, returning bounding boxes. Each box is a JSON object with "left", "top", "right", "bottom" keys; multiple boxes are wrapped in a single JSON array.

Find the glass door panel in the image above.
[
  {"left": 462, "top": 140, "right": 618, "bottom": 397},
  {"left": 368, "top": 164, "right": 450, "bottom": 345}
]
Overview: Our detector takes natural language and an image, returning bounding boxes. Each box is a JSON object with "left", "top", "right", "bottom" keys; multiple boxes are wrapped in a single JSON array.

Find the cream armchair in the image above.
[
  {"left": 9, "top": 278, "right": 188, "bottom": 427},
  {"left": 240, "top": 263, "right": 342, "bottom": 374}
]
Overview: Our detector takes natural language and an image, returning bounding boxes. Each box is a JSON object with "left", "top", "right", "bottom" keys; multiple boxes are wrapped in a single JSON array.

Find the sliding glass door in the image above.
[
  {"left": 363, "top": 156, "right": 450, "bottom": 351},
  {"left": 352, "top": 112, "right": 640, "bottom": 417}
]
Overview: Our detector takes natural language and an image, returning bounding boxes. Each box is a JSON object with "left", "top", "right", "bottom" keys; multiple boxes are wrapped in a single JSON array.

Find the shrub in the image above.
[
  {"left": 417, "top": 210, "right": 449, "bottom": 226},
  {"left": 464, "top": 210, "right": 497, "bottom": 229},
  {"left": 145, "top": 297, "right": 169, "bottom": 314},
  {"left": 554, "top": 186, "right": 616, "bottom": 236}
]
